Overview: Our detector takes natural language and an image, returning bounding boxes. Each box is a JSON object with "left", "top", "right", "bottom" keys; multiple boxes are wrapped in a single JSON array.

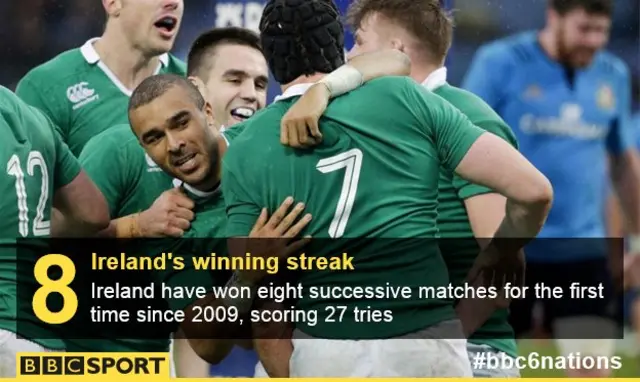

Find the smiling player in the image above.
[{"left": 187, "top": 28, "right": 269, "bottom": 129}]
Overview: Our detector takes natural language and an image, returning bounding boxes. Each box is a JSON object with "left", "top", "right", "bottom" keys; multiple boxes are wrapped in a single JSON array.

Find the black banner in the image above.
[{"left": 10, "top": 238, "right": 624, "bottom": 341}]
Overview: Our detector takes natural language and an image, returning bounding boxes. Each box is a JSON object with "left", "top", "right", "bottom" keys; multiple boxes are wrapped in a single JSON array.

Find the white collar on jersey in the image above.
[
  {"left": 80, "top": 38, "right": 169, "bottom": 96},
  {"left": 273, "top": 83, "right": 316, "bottom": 102},
  {"left": 80, "top": 38, "right": 169, "bottom": 66},
  {"left": 421, "top": 67, "right": 448, "bottom": 91},
  {"left": 170, "top": 135, "right": 229, "bottom": 196},
  {"left": 181, "top": 181, "right": 220, "bottom": 198},
  {"left": 220, "top": 128, "right": 230, "bottom": 147}
]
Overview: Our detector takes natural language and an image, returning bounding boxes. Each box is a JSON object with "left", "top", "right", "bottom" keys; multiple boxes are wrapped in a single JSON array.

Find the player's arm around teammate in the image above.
[
  {"left": 281, "top": 55, "right": 543, "bottom": 268},
  {"left": 279, "top": 49, "right": 411, "bottom": 147},
  {"left": 285, "top": 76, "right": 552, "bottom": 259},
  {"left": 282, "top": 75, "right": 523, "bottom": 338}
]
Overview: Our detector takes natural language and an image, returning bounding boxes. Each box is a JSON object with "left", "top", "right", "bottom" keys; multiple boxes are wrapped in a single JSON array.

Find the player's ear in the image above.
[
  {"left": 390, "top": 39, "right": 405, "bottom": 53},
  {"left": 103, "top": 0, "right": 123, "bottom": 17},
  {"left": 203, "top": 101, "right": 216, "bottom": 129},
  {"left": 189, "top": 76, "right": 209, "bottom": 100},
  {"left": 547, "top": 7, "right": 560, "bottom": 26}
]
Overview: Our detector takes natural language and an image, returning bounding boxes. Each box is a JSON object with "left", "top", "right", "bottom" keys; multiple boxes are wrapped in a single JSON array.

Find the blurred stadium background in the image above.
[
  {"left": 1, "top": 0, "right": 638, "bottom": 377},
  {"left": 1, "top": 0, "right": 637, "bottom": 107}
]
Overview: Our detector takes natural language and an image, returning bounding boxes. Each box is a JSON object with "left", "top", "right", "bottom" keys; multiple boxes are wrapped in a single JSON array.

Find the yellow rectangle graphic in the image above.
[{"left": 16, "top": 352, "right": 170, "bottom": 376}]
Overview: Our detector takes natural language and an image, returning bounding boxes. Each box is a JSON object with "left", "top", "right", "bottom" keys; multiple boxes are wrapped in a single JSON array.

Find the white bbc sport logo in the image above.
[{"left": 66, "top": 82, "right": 99, "bottom": 110}]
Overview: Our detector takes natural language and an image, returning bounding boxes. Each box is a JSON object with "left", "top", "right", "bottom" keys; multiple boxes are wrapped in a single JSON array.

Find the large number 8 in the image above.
[
  {"left": 33, "top": 254, "right": 78, "bottom": 324},
  {"left": 316, "top": 149, "right": 363, "bottom": 238}
]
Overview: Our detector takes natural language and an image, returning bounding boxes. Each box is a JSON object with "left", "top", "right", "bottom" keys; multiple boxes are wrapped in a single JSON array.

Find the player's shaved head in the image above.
[
  {"left": 128, "top": 74, "right": 221, "bottom": 192},
  {"left": 347, "top": 0, "right": 453, "bottom": 65},
  {"left": 260, "top": 0, "right": 345, "bottom": 84},
  {"left": 187, "top": 27, "right": 262, "bottom": 82},
  {"left": 129, "top": 73, "right": 205, "bottom": 113}
]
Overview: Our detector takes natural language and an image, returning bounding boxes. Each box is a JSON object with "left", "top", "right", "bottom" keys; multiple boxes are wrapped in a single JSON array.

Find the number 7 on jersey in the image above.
[{"left": 316, "top": 149, "right": 363, "bottom": 238}]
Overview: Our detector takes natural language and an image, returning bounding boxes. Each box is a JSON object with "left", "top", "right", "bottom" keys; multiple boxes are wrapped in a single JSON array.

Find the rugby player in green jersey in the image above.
[
  {"left": 281, "top": 0, "right": 522, "bottom": 377},
  {"left": 75, "top": 27, "right": 268, "bottom": 376},
  {"left": 125, "top": 73, "right": 312, "bottom": 368},
  {"left": 16, "top": 0, "right": 186, "bottom": 156},
  {"left": 0, "top": 87, "right": 109, "bottom": 377},
  {"left": 221, "top": 0, "right": 552, "bottom": 377}
]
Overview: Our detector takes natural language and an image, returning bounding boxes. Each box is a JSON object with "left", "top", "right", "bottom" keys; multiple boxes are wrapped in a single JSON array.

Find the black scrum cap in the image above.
[{"left": 260, "top": 0, "right": 345, "bottom": 84}]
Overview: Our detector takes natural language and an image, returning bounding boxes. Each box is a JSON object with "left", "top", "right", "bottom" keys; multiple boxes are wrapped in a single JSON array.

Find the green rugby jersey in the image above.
[
  {"left": 70, "top": 124, "right": 175, "bottom": 352},
  {"left": 222, "top": 77, "right": 485, "bottom": 339},
  {"left": 0, "top": 86, "right": 81, "bottom": 349},
  {"left": 16, "top": 38, "right": 186, "bottom": 156},
  {"left": 68, "top": 126, "right": 235, "bottom": 351},
  {"left": 79, "top": 124, "right": 176, "bottom": 219},
  {"left": 425, "top": 70, "right": 519, "bottom": 357},
  {"left": 153, "top": 185, "right": 230, "bottom": 314}
]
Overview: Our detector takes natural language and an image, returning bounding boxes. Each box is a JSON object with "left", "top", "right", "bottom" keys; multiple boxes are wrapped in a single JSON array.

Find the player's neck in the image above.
[
  {"left": 94, "top": 27, "right": 161, "bottom": 91},
  {"left": 412, "top": 63, "right": 441, "bottom": 84},
  {"left": 538, "top": 28, "right": 560, "bottom": 62},
  {"left": 281, "top": 73, "right": 327, "bottom": 93}
]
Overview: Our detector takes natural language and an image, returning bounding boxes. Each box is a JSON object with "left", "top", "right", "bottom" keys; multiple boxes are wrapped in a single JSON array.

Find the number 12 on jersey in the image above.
[
  {"left": 6, "top": 151, "right": 50, "bottom": 237},
  {"left": 316, "top": 149, "right": 363, "bottom": 239}
]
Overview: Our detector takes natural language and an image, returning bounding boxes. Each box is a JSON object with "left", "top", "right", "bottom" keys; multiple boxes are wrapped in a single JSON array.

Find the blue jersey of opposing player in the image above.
[{"left": 462, "top": 31, "right": 633, "bottom": 261}]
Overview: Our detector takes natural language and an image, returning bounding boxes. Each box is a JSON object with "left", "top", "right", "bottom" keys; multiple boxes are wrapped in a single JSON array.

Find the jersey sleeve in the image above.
[
  {"left": 406, "top": 83, "right": 486, "bottom": 172},
  {"left": 52, "top": 124, "right": 81, "bottom": 190},
  {"left": 78, "top": 130, "right": 132, "bottom": 217},
  {"left": 222, "top": 153, "right": 261, "bottom": 237},
  {"left": 605, "top": 64, "right": 633, "bottom": 155},
  {"left": 15, "top": 76, "right": 69, "bottom": 142},
  {"left": 461, "top": 45, "right": 508, "bottom": 110},
  {"left": 150, "top": 239, "right": 218, "bottom": 312},
  {"left": 452, "top": 119, "right": 518, "bottom": 199}
]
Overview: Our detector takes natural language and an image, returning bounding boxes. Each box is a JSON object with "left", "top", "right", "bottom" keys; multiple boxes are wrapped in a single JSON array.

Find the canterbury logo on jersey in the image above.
[{"left": 67, "top": 82, "right": 99, "bottom": 110}]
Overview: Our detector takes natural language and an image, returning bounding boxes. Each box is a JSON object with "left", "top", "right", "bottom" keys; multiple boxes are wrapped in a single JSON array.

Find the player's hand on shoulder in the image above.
[
  {"left": 280, "top": 83, "right": 327, "bottom": 148},
  {"left": 235, "top": 197, "right": 311, "bottom": 284},
  {"left": 136, "top": 187, "right": 195, "bottom": 237}
]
